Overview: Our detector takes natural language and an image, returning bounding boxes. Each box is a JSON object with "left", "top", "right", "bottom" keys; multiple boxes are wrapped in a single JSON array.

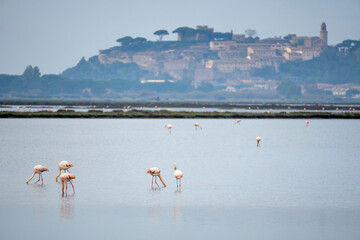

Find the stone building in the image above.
[{"left": 320, "top": 22, "right": 328, "bottom": 46}]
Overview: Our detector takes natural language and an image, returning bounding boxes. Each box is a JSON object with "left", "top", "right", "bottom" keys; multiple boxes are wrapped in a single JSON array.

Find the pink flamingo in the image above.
[
  {"left": 60, "top": 173, "right": 76, "bottom": 196},
  {"left": 194, "top": 123, "right": 202, "bottom": 130},
  {"left": 147, "top": 167, "right": 166, "bottom": 188},
  {"left": 165, "top": 124, "right": 173, "bottom": 134},
  {"left": 26, "top": 165, "right": 49, "bottom": 184},
  {"left": 256, "top": 136, "right": 261, "bottom": 147},
  {"left": 174, "top": 163, "right": 183, "bottom": 190},
  {"left": 56, "top": 161, "right": 74, "bottom": 182}
]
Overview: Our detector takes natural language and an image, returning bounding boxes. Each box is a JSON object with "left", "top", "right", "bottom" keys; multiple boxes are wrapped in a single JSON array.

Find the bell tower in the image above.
[{"left": 320, "top": 22, "right": 328, "bottom": 46}]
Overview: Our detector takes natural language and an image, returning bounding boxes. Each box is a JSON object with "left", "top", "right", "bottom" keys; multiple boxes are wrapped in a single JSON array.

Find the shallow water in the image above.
[{"left": 1, "top": 119, "right": 360, "bottom": 239}]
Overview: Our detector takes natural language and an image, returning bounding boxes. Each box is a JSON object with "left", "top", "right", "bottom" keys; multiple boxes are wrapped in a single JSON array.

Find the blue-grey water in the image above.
[{"left": 0, "top": 119, "right": 360, "bottom": 239}]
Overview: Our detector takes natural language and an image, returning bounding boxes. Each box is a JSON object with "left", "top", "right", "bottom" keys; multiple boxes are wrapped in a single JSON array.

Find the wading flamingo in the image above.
[
  {"left": 174, "top": 163, "right": 183, "bottom": 190},
  {"left": 194, "top": 123, "right": 202, "bottom": 130},
  {"left": 56, "top": 161, "right": 74, "bottom": 182},
  {"left": 305, "top": 120, "right": 309, "bottom": 127},
  {"left": 60, "top": 173, "right": 76, "bottom": 196},
  {"left": 147, "top": 167, "right": 166, "bottom": 188},
  {"left": 26, "top": 165, "right": 49, "bottom": 184},
  {"left": 235, "top": 119, "right": 241, "bottom": 124},
  {"left": 256, "top": 136, "right": 261, "bottom": 147},
  {"left": 165, "top": 124, "right": 173, "bottom": 134}
]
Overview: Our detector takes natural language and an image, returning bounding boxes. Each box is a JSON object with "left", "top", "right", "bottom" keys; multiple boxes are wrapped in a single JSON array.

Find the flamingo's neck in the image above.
[
  {"left": 55, "top": 168, "right": 62, "bottom": 182},
  {"left": 26, "top": 172, "right": 35, "bottom": 184}
]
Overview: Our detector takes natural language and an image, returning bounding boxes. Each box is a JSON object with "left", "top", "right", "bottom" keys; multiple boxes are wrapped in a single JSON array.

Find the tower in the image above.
[{"left": 320, "top": 22, "right": 328, "bottom": 46}]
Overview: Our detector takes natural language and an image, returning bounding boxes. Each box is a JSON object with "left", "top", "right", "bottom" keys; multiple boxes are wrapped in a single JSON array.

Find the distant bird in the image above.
[
  {"left": 26, "top": 165, "right": 49, "bottom": 184},
  {"left": 194, "top": 123, "right": 202, "bottom": 130},
  {"left": 147, "top": 167, "right": 166, "bottom": 188},
  {"left": 165, "top": 124, "right": 173, "bottom": 134},
  {"left": 56, "top": 161, "right": 74, "bottom": 182},
  {"left": 235, "top": 119, "right": 241, "bottom": 124},
  {"left": 305, "top": 120, "right": 309, "bottom": 127},
  {"left": 256, "top": 136, "right": 261, "bottom": 147},
  {"left": 60, "top": 173, "right": 76, "bottom": 196},
  {"left": 174, "top": 163, "right": 183, "bottom": 190}
]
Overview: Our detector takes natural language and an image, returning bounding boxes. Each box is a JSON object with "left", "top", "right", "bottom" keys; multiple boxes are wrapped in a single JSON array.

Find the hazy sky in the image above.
[{"left": 0, "top": 0, "right": 359, "bottom": 75}]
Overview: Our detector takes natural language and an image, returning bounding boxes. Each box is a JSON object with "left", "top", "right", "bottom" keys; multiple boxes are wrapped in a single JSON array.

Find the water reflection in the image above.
[
  {"left": 31, "top": 183, "right": 46, "bottom": 196},
  {"left": 60, "top": 195, "right": 74, "bottom": 219},
  {"left": 32, "top": 204, "right": 46, "bottom": 219},
  {"left": 147, "top": 205, "right": 161, "bottom": 220},
  {"left": 174, "top": 191, "right": 182, "bottom": 223},
  {"left": 173, "top": 205, "right": 182, "bottom": 223}
]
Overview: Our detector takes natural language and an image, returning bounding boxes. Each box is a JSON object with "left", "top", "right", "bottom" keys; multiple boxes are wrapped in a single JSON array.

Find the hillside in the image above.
[{"left": 279, "top": 41, "right": 360, "bottom": 84}]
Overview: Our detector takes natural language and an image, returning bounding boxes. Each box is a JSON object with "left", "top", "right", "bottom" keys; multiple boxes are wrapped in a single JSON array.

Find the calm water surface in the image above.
[{"left": 1, "top": 119, "right": 360, "bottom": 239}]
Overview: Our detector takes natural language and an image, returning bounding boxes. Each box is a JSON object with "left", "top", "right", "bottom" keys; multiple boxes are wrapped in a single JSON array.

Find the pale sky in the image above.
[{"left": 0, "top": 0, "right": 359, "bottom": 75}]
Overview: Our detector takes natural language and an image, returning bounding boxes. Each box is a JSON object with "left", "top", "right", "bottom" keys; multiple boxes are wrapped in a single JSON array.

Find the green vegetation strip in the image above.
[{"left": 0, "top": 110, "right": 359, "bottom": 119}]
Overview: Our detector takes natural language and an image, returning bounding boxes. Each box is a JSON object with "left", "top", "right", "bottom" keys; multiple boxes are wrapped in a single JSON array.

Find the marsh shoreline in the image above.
[{"left": 1, "top": 110, "right": 359, "bottom": 119}]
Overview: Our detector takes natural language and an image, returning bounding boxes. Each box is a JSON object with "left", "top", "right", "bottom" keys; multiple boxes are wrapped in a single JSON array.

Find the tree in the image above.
[
  {"left": 133, "top": 37, "right": 147, "bottom": 43},
  {"left": 154, "top": 30, "right": 169, "bottom": 41},
  {"left": 172, "top": 27, "right": 196, "bottom": 34},
  {"left": 245, "top": 29, "right": 257, "bottom": 38},
  {"left": 22, "top": 65, "right": 41, "bottom": 80},
  {"left": 116, "top": 36, "right": 133, "bottom": 46},
  {"left": 276, "top": 81, "right": 301, "bottom": 98}
]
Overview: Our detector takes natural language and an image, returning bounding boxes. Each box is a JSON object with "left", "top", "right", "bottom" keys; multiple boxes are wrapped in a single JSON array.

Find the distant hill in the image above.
[{"left": 61, "top": 56, "right": 152, "bottom": 81}]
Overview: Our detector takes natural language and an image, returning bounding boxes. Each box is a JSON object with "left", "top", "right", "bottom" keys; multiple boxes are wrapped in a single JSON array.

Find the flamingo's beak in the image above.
[
  {"left": 146, "top": 170, "right": 151, "bottom": 174},
  {"left": 68, "top": 164, "right": 74, "bottom": 167},
  {"left": 70, "top": 175, "right": 76, "bottom": 179}
]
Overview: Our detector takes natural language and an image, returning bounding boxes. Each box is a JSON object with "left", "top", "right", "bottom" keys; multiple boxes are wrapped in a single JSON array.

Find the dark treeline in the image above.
[
  {"left": 0, "top": 65, "right": 193, "bottom": 98},
  {"left": 1, "top": 109, "right": 359, "bottom": 119}
]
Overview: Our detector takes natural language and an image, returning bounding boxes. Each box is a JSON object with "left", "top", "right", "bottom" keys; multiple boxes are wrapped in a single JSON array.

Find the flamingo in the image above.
[
  {"left": 305, "top": 120, "right": 309, "bottom": 127},
  {"left": 235, "top": 119, "right": 241, "bottom": 124},
  {"left": 194, "top": 123, "right": 202, "bottom": 130},
  {"left": 147, "top": 167, "right": 166, "bottom": 188},
  {"left": 56, "top": 161, "right": 74, "bottom": 182},
  {"left": 26, "top": 165, "right": 49, "bottom": 184},
  {"left": 60, "top": 173, "right": 76, "bottom": 196},
  {"left": 165, "top": 124, "right": 173, "bottom": 134},
  {"left": 256, "top": 136, "right": 261, "bottom": 147},
  {"left": 174, "top": 163, "right": 183, "bottom": 190}
]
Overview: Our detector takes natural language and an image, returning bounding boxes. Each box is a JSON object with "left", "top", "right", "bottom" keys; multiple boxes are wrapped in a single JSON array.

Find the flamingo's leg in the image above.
[
  {"left": 155, "top": 176, "right": 160, "bottom": 187},
  {"left": 66, "top": 169, "right": 70, "bottom": 173},
  {"left": 41, "top": 174, "right": 43, "bottom": 185},
  {"left": 65, "top": 182, "right": 68, "bottom": 196},
  {"left": 179, "top": 179, "right": 181, "bottom": 188},
  {"left": 34, "top": 174, "right": 40, "bottom": 184},
  {"left": 151, "top": 176, "right": 154, "bottom": 188},
  {"left": 69, "top": 180, "right": 75, "bottom": 194}
]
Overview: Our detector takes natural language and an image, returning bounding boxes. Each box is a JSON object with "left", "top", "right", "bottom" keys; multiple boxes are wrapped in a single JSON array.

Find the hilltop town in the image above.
[
  {"left": 1, "top": 23, "right": 359, "bottom": 101},
  {"left": 96, "top": 23, "right": 327, "bottom": 89},
  {"left": 60, "top": 22, "right": 360, "bottom": 99}
]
